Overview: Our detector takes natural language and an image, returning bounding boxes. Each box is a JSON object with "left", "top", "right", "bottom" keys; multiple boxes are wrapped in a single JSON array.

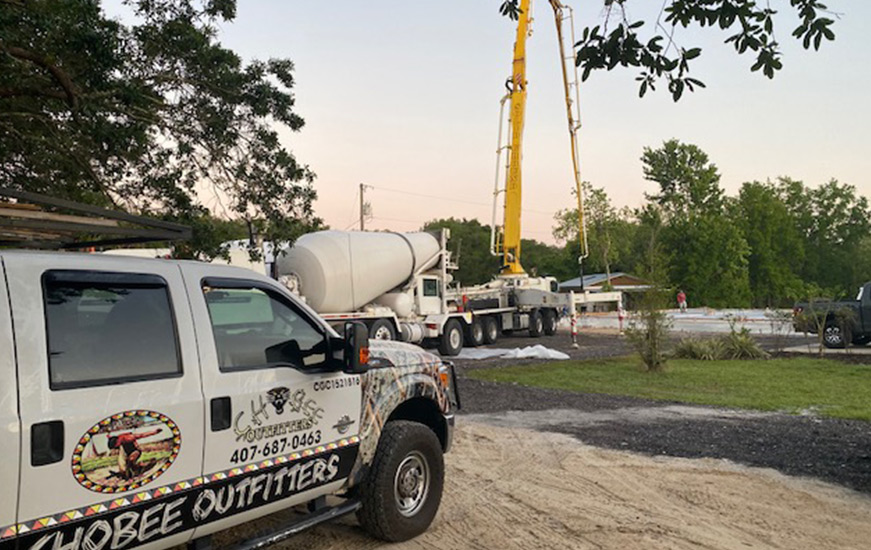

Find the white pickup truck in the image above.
[{"left": 0, "top": 251, "right": 458, "bottom": 550}]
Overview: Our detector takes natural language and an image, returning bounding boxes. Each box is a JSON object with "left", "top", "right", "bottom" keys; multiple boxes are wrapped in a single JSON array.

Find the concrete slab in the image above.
[{"left": 783, "top": 344, "right": 871, "bottom": 355}]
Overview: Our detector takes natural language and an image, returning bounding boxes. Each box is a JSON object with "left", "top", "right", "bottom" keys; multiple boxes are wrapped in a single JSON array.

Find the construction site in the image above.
[{"left": 2, "top": 1, "right": 870, "bottom": 549}]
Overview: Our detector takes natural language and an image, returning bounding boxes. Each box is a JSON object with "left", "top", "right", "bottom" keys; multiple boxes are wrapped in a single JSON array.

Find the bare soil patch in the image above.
[{"left": 222, "top": 422, "right": 871, "bottom": 550}]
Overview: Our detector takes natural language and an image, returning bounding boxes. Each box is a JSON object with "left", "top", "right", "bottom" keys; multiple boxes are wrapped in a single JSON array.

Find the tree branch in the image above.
[{"left": 0, "top": 43, "right": 79, "bottom": 108}]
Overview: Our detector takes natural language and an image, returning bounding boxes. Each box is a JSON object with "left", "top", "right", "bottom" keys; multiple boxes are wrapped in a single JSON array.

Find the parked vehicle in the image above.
[
  {"left": 793, "top": 282, "right": 871, "bottom": 348},
  {"left": 0, "top": 251, "right": 458, "bottom": 550}
]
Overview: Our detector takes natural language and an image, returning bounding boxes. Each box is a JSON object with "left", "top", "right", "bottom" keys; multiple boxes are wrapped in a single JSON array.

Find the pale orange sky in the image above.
[{"left": 109, "top": 1, "right": 871, "bottom": 244}]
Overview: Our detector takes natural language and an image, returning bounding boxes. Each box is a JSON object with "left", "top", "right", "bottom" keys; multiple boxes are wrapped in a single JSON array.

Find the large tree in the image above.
[
  {"left": 501, "top": 0, "right": 838, "bottom": 100},
  {"left": 777, "top": 177, "right": 871, "bottom": 295},
  {"left": 423, "top": 218, "right": 500, "bottom": 286},
  {"left": 553, "top": 182, "right": 637, "bottom": 282},
  {"left": 642, "top": 139, "right": 723, "bottom": 217},
  {"left": 734, "top": 181, "right": 806, "bottom": 307},
  {"left": 641, "top": 139, "right": 750, "bottom": 307},
  {"left": 0, "top": 0, "right": 321, "bottom": 256}
]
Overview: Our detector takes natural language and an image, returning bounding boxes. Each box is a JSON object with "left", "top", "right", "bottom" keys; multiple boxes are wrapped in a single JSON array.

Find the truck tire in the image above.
[
  {"left": 528, "top": 309, "right": 544, "bottom": 337},
  {"left": 482, "top": 316, "right": 499, "bottom": 345},
  {"left": 823, "top": 320, "right": 846, "bottom": 349},
  {"left": 542, "top": 309, "right": 557, "bottom": 336},
  {"left": 465, "top": 318, "right": 485, "bottom": 347},
  {"left": 438, "top": 319, "right": 463, "bottom": 356},
  {"left": 357, "top": 421, "right": 444, "bottom": 542},
  {"left": 370, "top": 319, "right": 397, "bottom": 341}
]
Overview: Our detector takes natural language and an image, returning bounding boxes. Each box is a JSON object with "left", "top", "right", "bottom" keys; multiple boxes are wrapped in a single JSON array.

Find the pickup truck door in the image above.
[
  {"left": 179, "top": 264, "right": 362, "bottom": 540},
  {"left": 6, "top": 256, "right": 205, "bottom": 550},
  {"left": 0, "top": 260, "right": 20, "bottom": 550}
]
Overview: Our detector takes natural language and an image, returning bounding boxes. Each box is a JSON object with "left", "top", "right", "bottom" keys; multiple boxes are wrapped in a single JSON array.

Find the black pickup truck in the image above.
[{"left": 793, "top": 282, "right": 871, "bottom": 348}]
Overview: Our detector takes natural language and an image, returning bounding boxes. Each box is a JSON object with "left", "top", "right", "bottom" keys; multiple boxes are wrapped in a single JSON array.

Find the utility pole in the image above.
[{"left": 359, "top": 183, "right": 367, "bottom": 231}]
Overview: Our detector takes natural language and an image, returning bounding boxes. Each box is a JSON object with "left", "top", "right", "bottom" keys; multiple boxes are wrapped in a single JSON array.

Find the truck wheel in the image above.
[
  {"left": 370, "top": 319, "right": 396, "bottom": 341},
  {"left": 823, "top": 321, "right": 846, "bottom": 349},
  {"left": 542, "top": 309, "right": 557, "bottom": 336},
  {"left": 482, "top": 316, "right": 499, "bottom": 345},
  {"left": 357, "top": 421, "right": 444, "bottom": 542},
  {"left": 438, "top": 319, "right": 463, "bottom": 356},
  {"left": 528, "top": 309, "right": 544, "bottom": 337},
  {"left": 465, "top": 318, "right": 485, "bottom": 347}
]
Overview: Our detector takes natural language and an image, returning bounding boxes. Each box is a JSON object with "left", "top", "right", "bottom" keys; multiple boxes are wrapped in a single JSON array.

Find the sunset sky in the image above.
[{"left": 110, "top": 1, "right": 870, "bottom": 244}]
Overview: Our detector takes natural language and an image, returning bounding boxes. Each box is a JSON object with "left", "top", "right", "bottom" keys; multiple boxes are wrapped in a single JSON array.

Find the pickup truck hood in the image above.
[{"left": 368, "top": 339, "right": 443, "bottom": 369}]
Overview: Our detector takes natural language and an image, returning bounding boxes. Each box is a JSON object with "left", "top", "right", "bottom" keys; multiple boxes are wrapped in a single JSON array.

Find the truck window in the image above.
[
  {"left": 423, "top": 279, "right": 439, "bottom": 297},
  {"left": 203, "top": 285, "right": 325, "bottom": 371},
  {"left": 43, "top": 271, "right": 181, "bottom": 389}
]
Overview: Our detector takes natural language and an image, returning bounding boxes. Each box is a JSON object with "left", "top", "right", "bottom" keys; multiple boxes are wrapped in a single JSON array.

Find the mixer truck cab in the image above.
[{"left": 0, "top": 251, "right": 458, "bottom": 550}]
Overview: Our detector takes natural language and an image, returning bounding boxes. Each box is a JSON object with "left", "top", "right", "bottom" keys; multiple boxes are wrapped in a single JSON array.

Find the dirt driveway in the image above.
[{"left": 223, "top": 421, "right": 871, "bottom": 550}]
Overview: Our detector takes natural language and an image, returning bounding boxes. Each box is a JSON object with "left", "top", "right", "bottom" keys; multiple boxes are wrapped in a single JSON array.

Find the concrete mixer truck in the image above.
[
  {"left": 275, "top": 229, "right": 477, "bottom": 356},
  {"left": 274, "top": 229, "right": 569, "bottom": 356}
]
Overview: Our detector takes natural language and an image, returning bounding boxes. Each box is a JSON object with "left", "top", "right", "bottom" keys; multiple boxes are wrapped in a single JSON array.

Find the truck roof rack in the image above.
[{"left": 0, "top": 187, "right": 191, "bottom": 249}]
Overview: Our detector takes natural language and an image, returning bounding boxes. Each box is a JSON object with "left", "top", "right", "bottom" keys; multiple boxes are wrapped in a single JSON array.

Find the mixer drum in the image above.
[{"left": 276, "top": 231, "right": 441, "bottom": 313}]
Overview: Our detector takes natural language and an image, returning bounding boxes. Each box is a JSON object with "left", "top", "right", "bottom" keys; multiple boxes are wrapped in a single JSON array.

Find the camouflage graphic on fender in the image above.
[{"left": 350, "top": 340, "right": 454, "bottom": 481}]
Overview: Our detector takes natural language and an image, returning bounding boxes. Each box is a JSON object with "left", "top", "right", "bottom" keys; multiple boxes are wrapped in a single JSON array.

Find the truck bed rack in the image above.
[{"left": 0, "top": 187, "right": 190, "bottom": 249}]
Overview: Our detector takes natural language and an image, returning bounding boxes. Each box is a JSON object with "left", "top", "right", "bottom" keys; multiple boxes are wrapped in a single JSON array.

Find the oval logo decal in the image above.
[{"left": 71, "top": 410, "right": 181, "bottom": 493}]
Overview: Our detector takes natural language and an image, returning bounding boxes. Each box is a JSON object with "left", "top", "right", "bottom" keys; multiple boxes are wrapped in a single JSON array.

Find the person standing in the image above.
[{"left": 677, "top": 289, "right": 687, "bottom": 313}]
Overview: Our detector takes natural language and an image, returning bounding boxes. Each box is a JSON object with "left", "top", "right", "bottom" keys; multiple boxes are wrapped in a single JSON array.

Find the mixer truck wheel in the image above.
[
  {"left": 528, "top": 309, "right": 544, "bottom": 337},
  {"left": 438, "top": 319, "right": 463, "bottom": 356},
  {"left": 542, "top": 309, "right": 558, "bottom": 336},
  {"left": 482, "top": 316, "right": 499, "bottom": 345},
  {"left": 465, "top": 318, "right": 485, "bottom": 347},
  {"left": 370, "top": 319, "right": 397, "bottom": 341}
]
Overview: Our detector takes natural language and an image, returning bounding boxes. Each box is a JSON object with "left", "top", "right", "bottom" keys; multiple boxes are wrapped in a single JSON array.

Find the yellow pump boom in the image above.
[
  {"left": 500, "top": 0, "right": 531, "bottom": 275},
  {"left": 491, "top": 0, "right": 588, "bottom": 278}
]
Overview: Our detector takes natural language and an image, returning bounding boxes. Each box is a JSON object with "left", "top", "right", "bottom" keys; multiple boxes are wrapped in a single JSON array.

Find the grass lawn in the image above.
[{"left": 468, "top": 357, "right": 871, "bottom": 421}]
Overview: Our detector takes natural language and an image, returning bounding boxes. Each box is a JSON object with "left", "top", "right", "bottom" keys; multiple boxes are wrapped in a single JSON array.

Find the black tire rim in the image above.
[{"left": 394, "top": 451, "right": 430, "bottom": 517}]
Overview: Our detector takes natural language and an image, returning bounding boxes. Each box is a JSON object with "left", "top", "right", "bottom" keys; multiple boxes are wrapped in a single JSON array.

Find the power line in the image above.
[{"left": 367, "top": 184, "right": 558, "bottom": 217}]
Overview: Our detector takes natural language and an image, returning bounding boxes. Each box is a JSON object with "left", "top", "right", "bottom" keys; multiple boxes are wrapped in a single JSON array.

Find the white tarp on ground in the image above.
[{"left": 456, "top": 345, "right": 570, "bottom": 361}]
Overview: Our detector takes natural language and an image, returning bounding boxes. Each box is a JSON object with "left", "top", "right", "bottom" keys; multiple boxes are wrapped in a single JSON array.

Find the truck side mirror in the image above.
[{"left": 344, "top": 322, "right": 370, "bottom": 374}]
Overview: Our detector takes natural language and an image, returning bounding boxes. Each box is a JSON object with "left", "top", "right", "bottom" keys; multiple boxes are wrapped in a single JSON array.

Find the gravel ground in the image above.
[{"left": 454, "top": 330, "right": 871, "bottom": 494}]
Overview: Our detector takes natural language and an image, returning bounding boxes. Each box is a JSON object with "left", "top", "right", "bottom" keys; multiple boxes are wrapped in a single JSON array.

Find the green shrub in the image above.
[
  {"left": 625, "top": 308, "right": 671, "bottom": 372},
  {"left": 673, "top": 337, "right": 726, "bottom": 360},
  {"left": 720, "top": 329, "right": 769, "bottom": 359},
  {"left": 672, "top": 328, "right": 768, "bottom": 361}
]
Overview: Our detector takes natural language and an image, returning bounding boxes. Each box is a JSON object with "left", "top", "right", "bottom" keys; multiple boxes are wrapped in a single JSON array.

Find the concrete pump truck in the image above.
[{"left": 444, "top": 0, "right": 596, "bottom": 339}]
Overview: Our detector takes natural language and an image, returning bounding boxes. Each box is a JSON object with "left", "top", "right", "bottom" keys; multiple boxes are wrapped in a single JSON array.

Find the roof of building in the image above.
[{"left": 559, "top": 272, "right": 651, "bottom": 291}]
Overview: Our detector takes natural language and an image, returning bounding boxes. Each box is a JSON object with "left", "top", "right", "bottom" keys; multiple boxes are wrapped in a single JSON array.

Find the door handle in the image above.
[
  {"left": 211, "top": 397, "right": 232, "bottom": 431},
  {"left": 31, "top": 420, "right": 64, "bottom": 466}
]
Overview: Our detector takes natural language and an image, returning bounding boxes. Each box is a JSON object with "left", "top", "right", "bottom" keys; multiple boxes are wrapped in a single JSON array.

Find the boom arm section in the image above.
[
  {"left": 549, "top": 0, "right": 588, "bottom": 270},
  {"left": 500, "top": 0, "right": 531, "bottom": 275}
]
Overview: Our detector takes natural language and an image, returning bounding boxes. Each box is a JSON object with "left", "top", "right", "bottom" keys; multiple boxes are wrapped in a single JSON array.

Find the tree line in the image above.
[{"left": 428, "top": 139, "right": 871, "bottom": 308}]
